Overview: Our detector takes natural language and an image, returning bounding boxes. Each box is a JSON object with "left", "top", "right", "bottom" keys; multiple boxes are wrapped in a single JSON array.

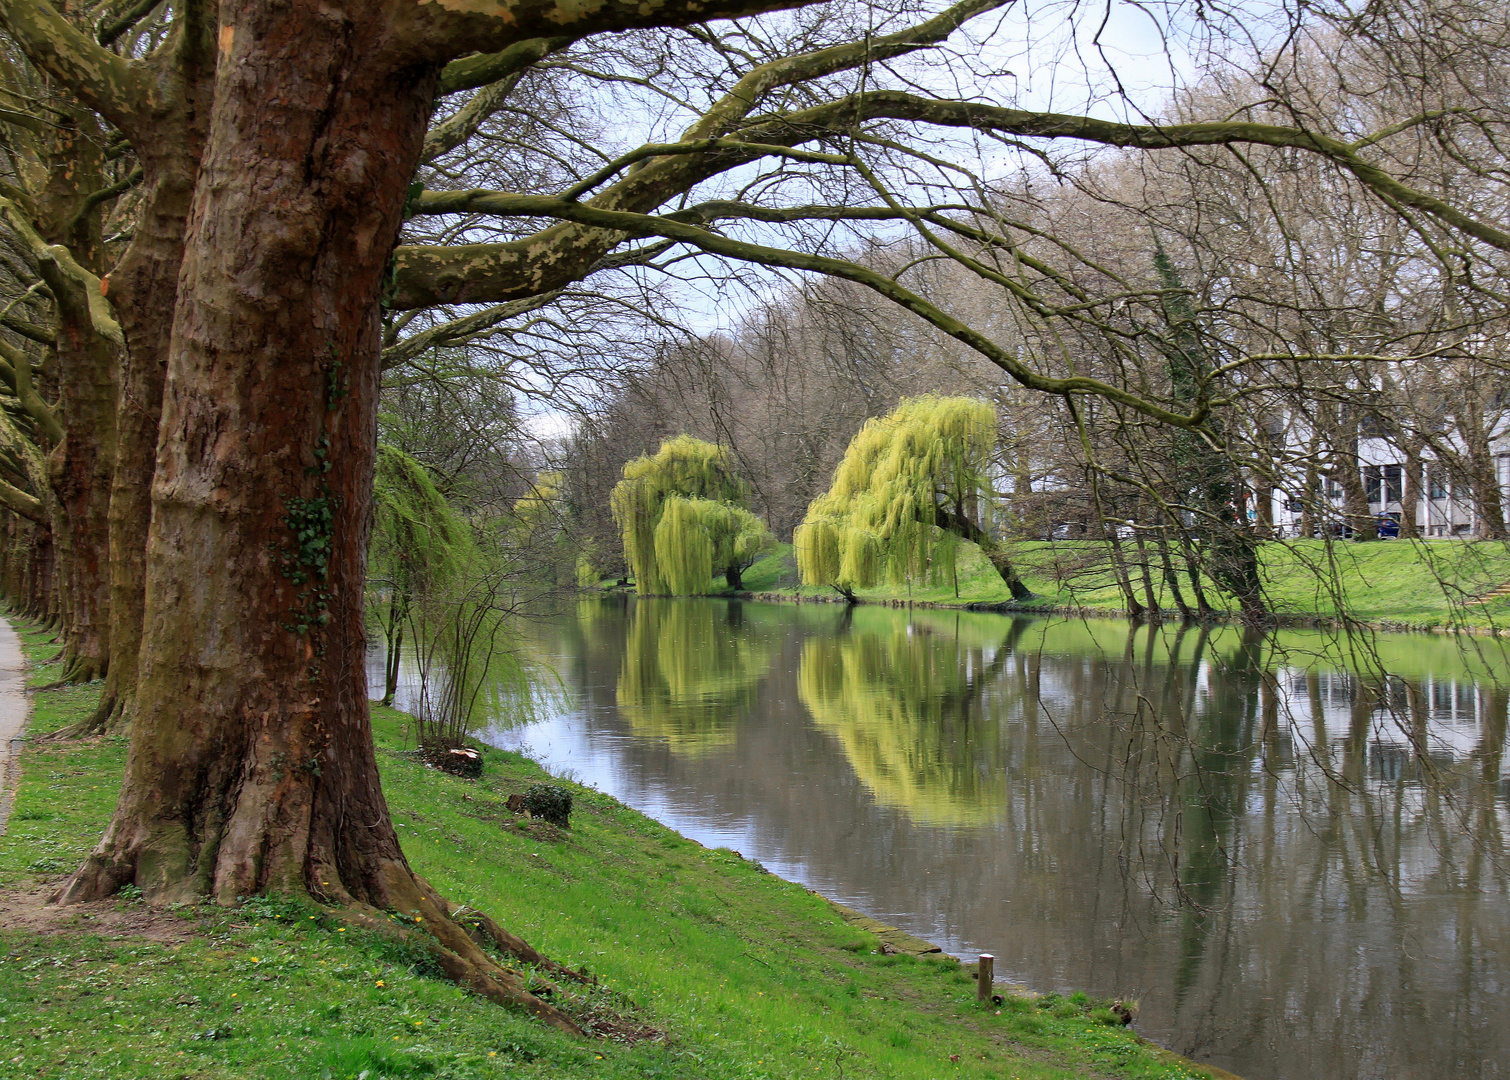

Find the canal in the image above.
[{"left": 412, "top": 597, "right": 1510, "bottom": 1080}]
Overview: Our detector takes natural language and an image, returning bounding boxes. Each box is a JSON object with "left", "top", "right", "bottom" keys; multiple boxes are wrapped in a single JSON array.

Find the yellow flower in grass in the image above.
[{"left": 375, "top": 980, "right": 385, "bottom": 988}]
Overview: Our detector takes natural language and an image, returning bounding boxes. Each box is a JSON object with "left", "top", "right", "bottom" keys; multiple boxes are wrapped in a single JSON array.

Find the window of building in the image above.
[
  {"left": 1363, "top": 464, "right": 1403, "bottom": 505},
  {"left": 1428, "top": 465, "right": 1448, "bottom": 500},
  {"left": 1358, "top": 413, "right": 1388, "bottom": 437}
]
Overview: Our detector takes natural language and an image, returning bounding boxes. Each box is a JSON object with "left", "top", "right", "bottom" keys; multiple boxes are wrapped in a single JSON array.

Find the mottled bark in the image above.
[
  {"left": 63, "top": 0, "right": 428, "bottom": 904},
  {"left": 1461, "top": 418, "right": 1507, "bottom": 540},
  {"left": 1253, "top": 480, "right": 1273, "bottom": 538},
  {"left": 45, "top": 305, "right": 117, "bottom": 684},
  {"left": 1399, "top": 445, "right": 1421, "bottom": 540},
  {"left": 23, "top": 521, "right": 55, "bottom": 622},
  {"left": 1318, "top": 403, "right": 1373, "bottom": 541}
]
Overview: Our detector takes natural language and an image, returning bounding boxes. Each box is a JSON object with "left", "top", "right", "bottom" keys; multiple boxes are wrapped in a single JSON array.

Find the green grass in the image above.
[
  {"left": 1010, "top": 538, "right": 1510, "bottom": 629},
  {"left": 0, "top": 619, "right": 1216, "bottom": 1080},
  {"left": 702, "top": 537, "right": 1510, "bottom": 630}
]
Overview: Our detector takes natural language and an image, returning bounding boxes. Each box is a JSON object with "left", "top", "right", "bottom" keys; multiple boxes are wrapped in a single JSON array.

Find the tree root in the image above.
[
  {"left": 55, "top": 853, "right": 588, "bottom": 1035},
  {"left": 35, "top": 652, "right": 105, "bottom": 691},
  {"left": 449, "top": 900, "right": 595, "bottom": 986},
  {"left": 42, "top": 688, "right": 128, "bottom": 742},
  {"left": 338, "top": 870, "right": 585, "bottom": 1036}
]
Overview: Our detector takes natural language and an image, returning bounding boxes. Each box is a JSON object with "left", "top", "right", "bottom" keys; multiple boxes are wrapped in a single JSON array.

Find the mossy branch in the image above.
[{"left": 0, "top": 0, "right": 147, "bottom": 122}]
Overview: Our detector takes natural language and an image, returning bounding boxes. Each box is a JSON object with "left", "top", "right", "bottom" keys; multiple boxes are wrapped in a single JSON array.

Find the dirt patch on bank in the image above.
[{"left": 0, "top": 884, "right": 207, "bottom": 944}]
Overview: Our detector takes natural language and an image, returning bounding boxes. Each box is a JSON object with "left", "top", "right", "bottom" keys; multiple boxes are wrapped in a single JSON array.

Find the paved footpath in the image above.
[{"left": 0, "top": 618, "right": 28, "bottom": 834}]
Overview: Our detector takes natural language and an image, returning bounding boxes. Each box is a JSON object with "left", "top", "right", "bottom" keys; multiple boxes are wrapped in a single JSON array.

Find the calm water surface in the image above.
[{"left": 429, "top": 598, "right": 1510, "bottom": 1080}]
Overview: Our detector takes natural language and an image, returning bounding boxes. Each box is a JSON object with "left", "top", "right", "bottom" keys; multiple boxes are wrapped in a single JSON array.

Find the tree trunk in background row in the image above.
[
  {"left": 36, "top": 105, "right": 117, "bottom": 685},
  {"left": 1462, "top": 418, "right": 1508, "bottom": 540},
  {"left": 88, "top": 54, "right": 216, "bottom": 734},
  {"left": 47, "top": 314, "right": 117, "bottom": 684},
  {"left": 1400, "top": 445, "right": 1421, "bottom": 540}
]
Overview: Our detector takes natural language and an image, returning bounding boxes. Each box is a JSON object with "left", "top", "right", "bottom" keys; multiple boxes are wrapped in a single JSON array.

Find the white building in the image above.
[{"left": 1268, "top": 431, "right": 1507, "bottom": 539}]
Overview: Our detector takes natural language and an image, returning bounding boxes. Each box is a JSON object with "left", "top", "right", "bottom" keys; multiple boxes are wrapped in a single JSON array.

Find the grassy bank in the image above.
[
  {"left": 0, "top": 620, "right": 1223, "bottom": 1080},
  {"left": 692, "top": 539, "right": 1510, "bottom": 629}
]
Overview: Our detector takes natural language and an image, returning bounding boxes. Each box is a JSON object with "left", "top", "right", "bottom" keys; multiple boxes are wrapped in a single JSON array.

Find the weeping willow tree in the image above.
[
  {"left": 370, "top": 445, "right": 473, "bottom": 707},
  {"left": 795, "top": 396, "right": 1033, "bottom": 600},
  {"left": 610, "top": 435, "right": 774, "bottom": 595},
  {"left": 370, "top": 445, "right": 532, "bottom": 747}
]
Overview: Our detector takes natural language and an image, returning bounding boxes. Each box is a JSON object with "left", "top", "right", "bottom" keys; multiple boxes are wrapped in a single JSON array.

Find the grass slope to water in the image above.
[
  {"left": 0, "top": 620, "right": 1218, "bottom": 1080},
  {"left": 704, "top": 539, "right": 1510, "bottom": 629}
]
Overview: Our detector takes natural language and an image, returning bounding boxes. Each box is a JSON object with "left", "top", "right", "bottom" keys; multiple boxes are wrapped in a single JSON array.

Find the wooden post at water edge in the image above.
[{"left": 976, "top": 954, "right": 994, "bottom": 1002}]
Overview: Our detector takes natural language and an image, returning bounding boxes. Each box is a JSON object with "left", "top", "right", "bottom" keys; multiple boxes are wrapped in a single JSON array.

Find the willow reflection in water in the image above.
[
  {"left": 796, "top": 609, "right": 1029, "bottom": 825},
  {"left": 615, "top": 599, "right": 778, "bottom": 754},
  {"left": 500, "top": 600, "right": 1510, "bottom": 1080}
]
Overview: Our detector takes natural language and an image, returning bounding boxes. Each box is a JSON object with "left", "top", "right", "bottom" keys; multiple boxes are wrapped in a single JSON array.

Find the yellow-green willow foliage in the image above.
[
  {"left": 797, "top": 609, "right": 1012, "bottom": 825},
  {"left": 616, "top": 599, "right": 776, "bottom": 754},
  {"left": 369, "top": 445, "right": 475, "bottom": 707},
  {"left": 610, "top": 435, "right": 772, "bottom": 594},
  {"left": 510, "top": 470, "right": 582, "bottom": 585},
  {"left": 795, "top": 396, "right": 995, "bottom": 591},
  {"left": 372, "top": 445, "right": 473, "bottom": 593},
  {"left": 370, "top": 446, "right": 535, "bottom": 744},
  {"left": 654, "top": 499, "right": 773, "bottom": 594},
  {"left": 511, "top": 471, "right": 563, "bottom": 531}
]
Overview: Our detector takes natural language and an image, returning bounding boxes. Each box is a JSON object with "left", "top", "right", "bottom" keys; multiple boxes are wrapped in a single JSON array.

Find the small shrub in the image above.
[{"left": 522, "top": 783, "right": 572, "bottom": 827}]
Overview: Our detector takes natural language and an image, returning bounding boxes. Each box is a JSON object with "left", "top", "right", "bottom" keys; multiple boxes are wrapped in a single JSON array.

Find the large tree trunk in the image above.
[
  {"left": 1334, "top": 411, "right": 1376, "bottom": 541},
  {"left": 24, "top": 521, "right": 56, "bottom": 624},
  {"left": 86, "top": 72, "right": 215, "bottom": 736},
  {"left": 55, "top": 3, "right": 574, "bottom": 1032},
  {"left": 1461, "top": 415, "right": 1508, "bottom": 540},
  {"left": 1399, "top": 447, "right": 1420, "bottom": 540}
]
